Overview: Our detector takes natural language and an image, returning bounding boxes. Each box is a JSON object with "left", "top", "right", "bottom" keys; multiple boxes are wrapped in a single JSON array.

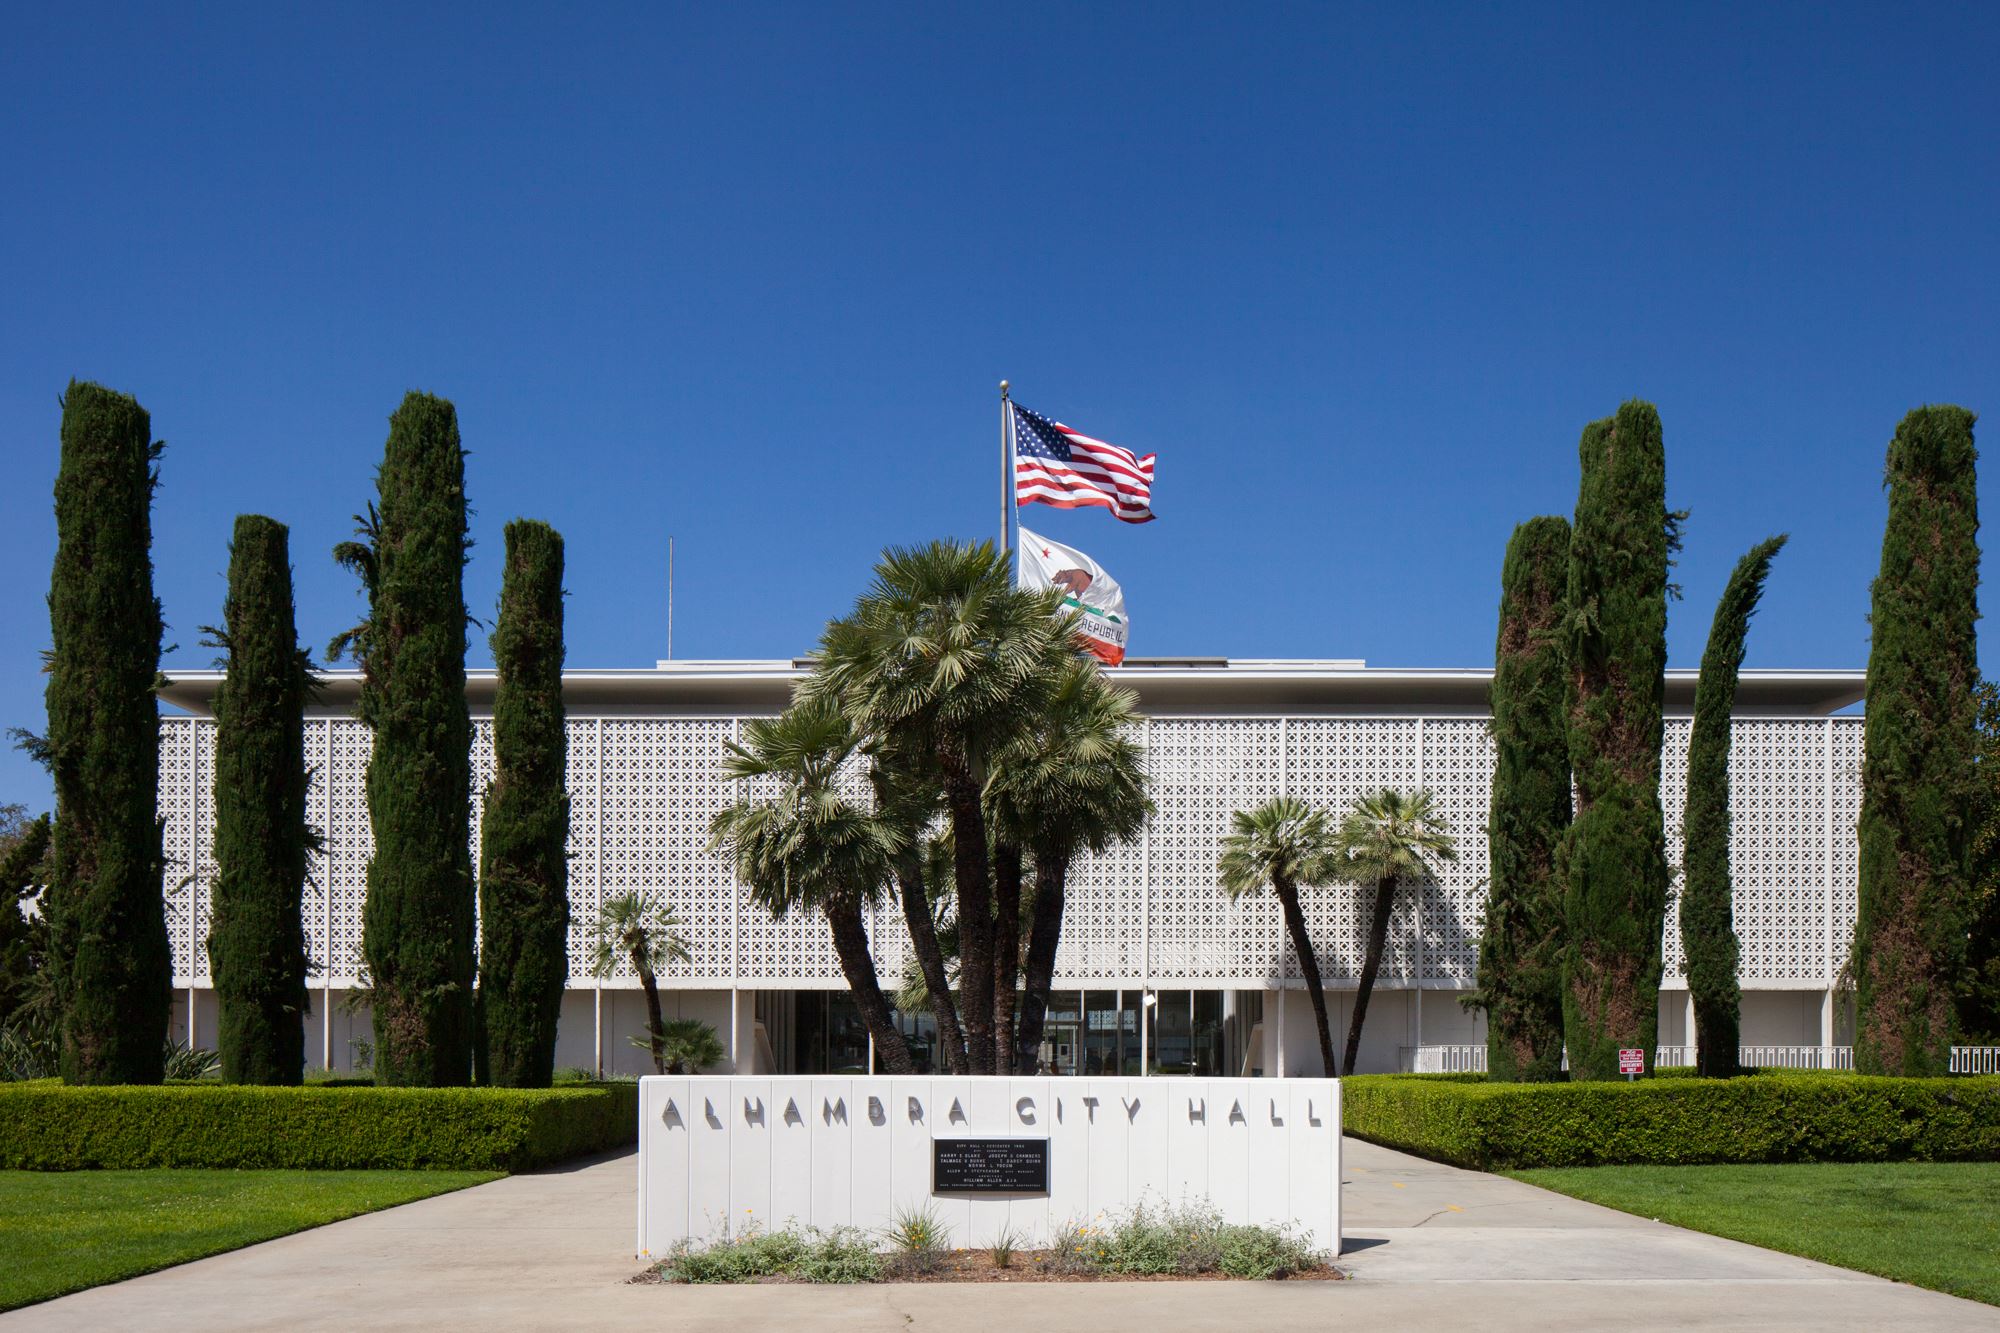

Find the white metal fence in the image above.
[
  {"left": 1407, "top": 1044, "right": 1998, "bottom": 1074},
  {"left": 1400, "top": 1044, "right": 1485, "bottom": 1073},
  {"left": 1954, "top": 1046, "right": 2000, "bottom": 1075}
]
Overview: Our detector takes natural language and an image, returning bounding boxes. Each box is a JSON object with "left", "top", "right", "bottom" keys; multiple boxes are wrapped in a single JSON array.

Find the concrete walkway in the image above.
[{"left": 8, "top": 1140, "right": 1996, "bottom": 1331}]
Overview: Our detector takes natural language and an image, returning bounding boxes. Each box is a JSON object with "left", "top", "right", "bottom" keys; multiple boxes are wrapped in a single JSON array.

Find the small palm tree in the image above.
[
  {"left": 1331, "top": 788, "right": 1457, "bottom": 1075},
  {"left": 711, "top": 697, "right": 916, "bottom": 1073},
  {"left": 1219, "top": 796, "right": 1342, "bottom": 1077},
  {"left": 593, "top": 892, "right": 691, "bottom": 1075},
  {"left": 654, "top": 1017, "right": 724, "bottom": 1074}
]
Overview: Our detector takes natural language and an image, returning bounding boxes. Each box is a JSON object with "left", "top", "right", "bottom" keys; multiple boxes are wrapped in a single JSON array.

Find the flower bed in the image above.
[{"left": 640, "top": 1201, "right": 1338, "bottom": 1285}]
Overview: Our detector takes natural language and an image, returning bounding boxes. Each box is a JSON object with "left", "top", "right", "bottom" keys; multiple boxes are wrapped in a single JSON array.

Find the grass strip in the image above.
[
  {"left": 1510, "top": 1160, "right": 2000, "bottom": 1307},
  {"left": 0, "top": 1168, "right": 498, "bottom": 1312}
]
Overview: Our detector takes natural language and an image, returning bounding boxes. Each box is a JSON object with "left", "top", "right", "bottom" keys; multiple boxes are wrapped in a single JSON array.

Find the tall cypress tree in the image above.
[
  {"left": 1853, "top": 406, "right": 1979, "bottom": 1077},
  {"left": 1682, "top": 534, "right": 1787, "bottom": 1079},
  {"left": 205, "top": 515, "right": 316, "bottom": 1085},
  {"left": 42, "top": 381, "right": 171, "bottom": 1084},
  {"left": 332, "top": 393, "right": 474, "bottom": 1086},
  {"left": 1475, "top": 515, "right": 1571, "bottom": 1082},
  {"left": 478, "top": 519, "right": 570, "bottom": 1088},
  {"left": 1561, "top": 400, "right": 1672, "bottom": 1081}
]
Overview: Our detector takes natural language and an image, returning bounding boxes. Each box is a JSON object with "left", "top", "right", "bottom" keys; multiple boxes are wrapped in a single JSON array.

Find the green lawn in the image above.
[
  {"left": 1511, "top": 1161, "right": 2000, "bottom": 1307},
  {"left": 0, "top": 1168, "right": 499, "bottom": 1311}
]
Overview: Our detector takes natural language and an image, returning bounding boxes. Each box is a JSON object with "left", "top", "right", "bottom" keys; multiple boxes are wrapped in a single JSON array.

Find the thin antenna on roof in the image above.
[{"left": 667, "top": 535, "right": 674, "bottom": 662}]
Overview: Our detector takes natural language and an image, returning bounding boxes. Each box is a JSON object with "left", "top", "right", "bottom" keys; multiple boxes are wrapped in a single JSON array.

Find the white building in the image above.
[{"left": 156, "top": 658, "right": 1867, "bottom": 1077}]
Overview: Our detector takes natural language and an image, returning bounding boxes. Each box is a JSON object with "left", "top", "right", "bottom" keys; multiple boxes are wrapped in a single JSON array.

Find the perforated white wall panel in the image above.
[{"left": 160, "top": 713, "right": 1865, "bottom": 990}]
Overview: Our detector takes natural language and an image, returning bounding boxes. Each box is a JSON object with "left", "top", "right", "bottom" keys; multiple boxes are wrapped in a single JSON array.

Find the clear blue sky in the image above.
[{"left": 4, "top": 5, "right": 1997, "bottom": 809}]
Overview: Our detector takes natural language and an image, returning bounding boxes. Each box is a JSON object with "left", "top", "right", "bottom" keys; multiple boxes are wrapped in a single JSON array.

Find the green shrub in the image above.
[
  {"left": 1343, "top": 1072, "right": 2000, "bottom": 1169},
  {"left": 1051, "top": 1201, "right": 1325, "bottom": 1279},
  {"left": 0, "top": 1081, "right": 636, "bottom": 1171},
  {"left": 658, "top": 1223, "right": 882, "bottom": 1284},
  {"left": 880, "top": 1200, "right": 950, "bottom": 1276},
  {"left": 1214, "top": 1222, "right": 1321, "bottom": 1280}
]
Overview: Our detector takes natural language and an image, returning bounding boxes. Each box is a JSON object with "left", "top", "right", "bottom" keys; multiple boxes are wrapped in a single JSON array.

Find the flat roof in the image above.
[{"left": 156, "top": 659, "right": 1867, "bottom": 718}]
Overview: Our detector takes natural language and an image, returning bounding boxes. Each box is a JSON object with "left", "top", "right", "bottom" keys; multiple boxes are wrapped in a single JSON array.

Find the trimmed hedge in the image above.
[
  {"left": 0, "top": 1081, "right": 637, "bottom": 1171},
  {"left": 1342, "top": 1072, "right": 2000, "bottom": 1169}
]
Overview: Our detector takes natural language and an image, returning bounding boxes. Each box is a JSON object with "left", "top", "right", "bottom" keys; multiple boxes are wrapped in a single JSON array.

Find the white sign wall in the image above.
[{"left": 636, "top": 1075, "right": 1342, "bottom": 1257}]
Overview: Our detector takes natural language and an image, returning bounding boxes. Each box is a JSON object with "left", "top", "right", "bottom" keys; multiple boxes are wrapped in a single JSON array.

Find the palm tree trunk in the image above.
[
  {"left": 896, "top": 857, "right": 967, "bottom": 1074},
  {"left": 992, "top": 842, "right": 1023, "bottom": 1075},
  {"left": 1015, "top": 851, "right": 1067, "bottom": 1072},
  {"left": 941, "top": 762, "right": 996, "bottom": 1074},
  {"left": 631, "top": 950, "right": 666, "bottom": 1075},
  {"left": 1275, "top": 879, "right": 1339, "bottom": 1078},
  {"left": 823, "top": 895, "right": 914, "bottom": 1074},
  {"left": 1344, "top": 874, "right": 1399, "bottom": 1076}
]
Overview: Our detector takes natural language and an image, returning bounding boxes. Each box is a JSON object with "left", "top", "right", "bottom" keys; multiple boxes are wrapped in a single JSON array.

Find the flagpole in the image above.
[{"left": 999, "top": 380, "right": 1013, "bottom": 555}]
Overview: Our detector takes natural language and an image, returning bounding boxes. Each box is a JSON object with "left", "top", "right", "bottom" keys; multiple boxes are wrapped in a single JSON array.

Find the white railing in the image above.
[
  {"left": 1952, "top": 1046, "right": 2000, "bottom": 1075},
  {"left": 1401, "top": 1044, "right": 1485, "bottom": 1073},
  {"left": 1406, "top": 1043, "right": 1998, "bottom": 1075},
  {"left": 1739, "top": 1045, "right": 1855, "bottom": 1070}
]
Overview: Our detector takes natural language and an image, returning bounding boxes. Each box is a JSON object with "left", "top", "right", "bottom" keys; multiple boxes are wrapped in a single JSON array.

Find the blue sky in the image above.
[{"left": 3, "top": 5, "right": 1997, "bottom": 808}]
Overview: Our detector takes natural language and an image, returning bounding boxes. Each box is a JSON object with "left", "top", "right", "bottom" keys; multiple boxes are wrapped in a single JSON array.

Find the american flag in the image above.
[{"left": 1012, "top": 403, "right": 1156, "bottom": 523}]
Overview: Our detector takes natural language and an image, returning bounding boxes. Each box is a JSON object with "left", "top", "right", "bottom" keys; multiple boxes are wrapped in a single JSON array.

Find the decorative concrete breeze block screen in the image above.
[{"left": 159, "top": 715, "right": 1864, "bottom": 992}]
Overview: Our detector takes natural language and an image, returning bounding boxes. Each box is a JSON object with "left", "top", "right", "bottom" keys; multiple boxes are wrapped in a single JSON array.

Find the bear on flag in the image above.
[{"left": 1017, "top": 525, "right": 1129, "bottom": 666}]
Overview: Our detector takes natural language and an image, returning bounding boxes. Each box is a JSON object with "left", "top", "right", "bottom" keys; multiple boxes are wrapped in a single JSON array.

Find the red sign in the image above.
[{"left": 1618, "top": 1048, "right": 1645, "bottom": 1075}]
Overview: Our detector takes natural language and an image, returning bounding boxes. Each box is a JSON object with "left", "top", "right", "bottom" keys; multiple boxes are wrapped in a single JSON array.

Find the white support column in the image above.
[
  {"left": 1275, "top": 986, "right": 1287, "bottom": 1078},
  {"left": 1139, "top": 989, "right": 1149, "bottom": 1076},
  {"left": 1685, "top": 991, "right": 1697, "bottom": 1050},
  {"left": 594, "top": 989, "right": 604, "bottom": 1080},
  {"left": 730, "top": 988, "right": 741, "bottom": 1073}
]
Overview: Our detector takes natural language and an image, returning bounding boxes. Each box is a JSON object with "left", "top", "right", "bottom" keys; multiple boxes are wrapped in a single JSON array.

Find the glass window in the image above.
[
  {"left": 1193, "top": 991, "right": 1226, "bottom": 1077},
  {"left": 1083, "top": 990, "right": 1124, "bottom": 1075},
  {"left": 1040, "top": 990, "right": 1083, "bottom": 1076},
  {"left": 795, "top": 991, "right": 871, "bottom": 1074},
  {"left": 891, "top": 1008, "right": 940, "bottom": 1073},
  {"left": 1148, "top": 990, "right": 1194, "bottom": 1074}
]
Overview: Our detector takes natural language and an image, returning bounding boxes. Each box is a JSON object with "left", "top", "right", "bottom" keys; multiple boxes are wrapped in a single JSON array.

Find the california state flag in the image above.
[{"left": 1017, "top": 525, "right": 1129, "bottom": 666}]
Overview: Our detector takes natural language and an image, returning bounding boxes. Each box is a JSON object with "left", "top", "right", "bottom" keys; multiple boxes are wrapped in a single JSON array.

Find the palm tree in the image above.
[
  {"left": 655, "top": 1017, "right": 725, "bottom": 1074},
  {"left": 711, "top": 697, "right": 915, "bottom": 1074},
  {"left": 592, "top": 892, "right": 690, "bottom": 1075},
  {"left": 804, "top": 540, "right": 1078, "bottom": 1073},
  {"left": 869, "top": 763, "right": 969, "bottom": 1073},
  {"left": 1219, "top": 797, "right": 1343, "bottom": 1077},
  {"left": 990, "top": 658, "right": 1152, "bottom": 1073},
  {"left": 1331, "top": 788, "right": 1457, "bottom": 1076}
]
